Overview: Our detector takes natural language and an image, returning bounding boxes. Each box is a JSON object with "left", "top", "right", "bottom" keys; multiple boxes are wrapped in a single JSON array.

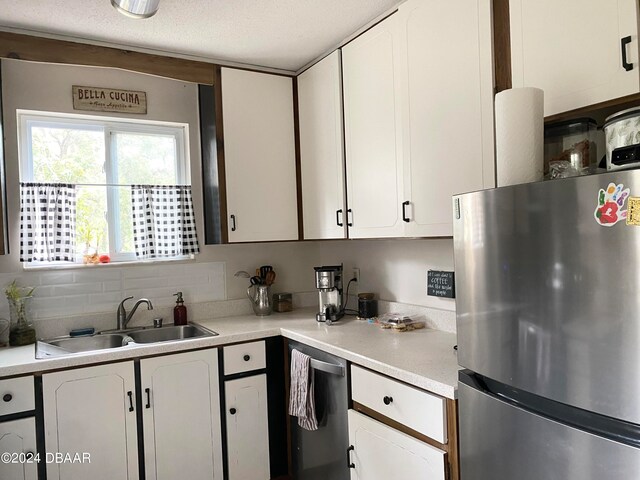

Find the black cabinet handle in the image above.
[
  {"left": 230, "top": 214, "right": 237, "bottom": 232},
  {"left": 229, "top": 408, "right": 237, "bottom": 415},
  {"left": 243, "top": 354, "right": 251, "bottom": 362},
  {"left": 145, "top": 388, "right": 151, "bottom": 409},
  {"left": 2, "top": 393, "right": 12, "bottom": 402},
  {"left": 127, "top": 391, "right": 134, "bottom": 412},
  {"left": 383, "top": 396, "right": 393, "bottom": 405},
  {"left": 622, "top": 36, "right": 634, "bottom": 71},
  {"left": 336, "top": 209, "right": 343, "bottom": 227},
  {"left": 402, "top": 201, "right": 410, "bottom": 223},
  {"left": 347, "top": 209, "right": 353, "bottom": 227},
  {"left": 347, "top": 445, "right": 355, "bottom": 469}
]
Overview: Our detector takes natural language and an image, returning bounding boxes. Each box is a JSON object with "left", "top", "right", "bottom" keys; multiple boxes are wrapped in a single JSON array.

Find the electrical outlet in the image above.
[{"left": 352, "top": 267, "right": 360, "bottom": 283}]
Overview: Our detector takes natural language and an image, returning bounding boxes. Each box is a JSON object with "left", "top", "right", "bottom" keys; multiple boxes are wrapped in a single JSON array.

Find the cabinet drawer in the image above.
[
  {"left": 224, "top": 341, "right": 266, "bottom": 375},
  {"left": 0, "top": 376, "right": 34, "bottom": 416},
  {"left": 351, "top": 365, "right": 447, "bottom": 443}
]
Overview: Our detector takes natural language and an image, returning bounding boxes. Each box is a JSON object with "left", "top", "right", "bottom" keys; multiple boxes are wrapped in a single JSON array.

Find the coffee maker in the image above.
[{"left": 314, "top": 265, "right": 344, "bottom": 324}]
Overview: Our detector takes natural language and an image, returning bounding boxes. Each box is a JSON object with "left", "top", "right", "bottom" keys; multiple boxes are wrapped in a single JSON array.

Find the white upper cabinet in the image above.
[
  {"left": 342, "top": 15, "right": 406, "bottom": 239},
  {"left": 298, "top": 51, "right": 347, "bottom": 240},
  {"left": 510, "top": 0, "right": 640, "bottom": 116},
  {"left": 221, "top": 68, "right": 299, "bottom": 242},
  {"left": 398, "top": 0, "right": 495, "bottom": 237}
]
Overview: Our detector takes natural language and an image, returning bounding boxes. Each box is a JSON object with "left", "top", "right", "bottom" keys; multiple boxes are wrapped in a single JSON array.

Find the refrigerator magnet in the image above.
[
  {"left": 594, "top": 182, "right": 629, "bottom": 227},
  {"left": 626, "top": 197, "right": 640, "bottom": 226}
]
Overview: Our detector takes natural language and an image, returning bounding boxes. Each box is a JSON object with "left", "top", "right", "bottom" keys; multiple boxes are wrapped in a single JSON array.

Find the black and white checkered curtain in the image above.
[
  {"left": 20, "top": 183, "right": 77, "bottom": 262},
  {"left": 131, "top": 185, "right": 200, "bottom": 259}
]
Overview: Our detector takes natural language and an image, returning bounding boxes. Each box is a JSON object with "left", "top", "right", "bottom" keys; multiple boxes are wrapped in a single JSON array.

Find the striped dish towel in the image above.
[{"left": 288, "top": 349, "right": 318, "bottom": 431}]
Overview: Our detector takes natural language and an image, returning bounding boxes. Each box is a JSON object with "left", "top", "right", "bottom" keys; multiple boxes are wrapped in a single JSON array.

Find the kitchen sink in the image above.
[
  {"left": 126, "top": 324, "right": 213, "bottom": 344},
  {"left": 36, "top": 324, "right": 217, "bottom": 359}
]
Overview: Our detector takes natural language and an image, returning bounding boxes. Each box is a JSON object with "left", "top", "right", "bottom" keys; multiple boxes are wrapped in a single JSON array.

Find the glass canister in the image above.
[
  {"left": 273, "top": 292, "right": 293, "bottom": 313},
  {"left": 8, "top": 296, "right": 36, "bottom": 346}
]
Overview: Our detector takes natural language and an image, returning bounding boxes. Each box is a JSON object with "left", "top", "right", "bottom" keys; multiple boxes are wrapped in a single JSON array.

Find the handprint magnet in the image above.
[{"left": 594, "top": 182, "right": 630, "bottom": 226}]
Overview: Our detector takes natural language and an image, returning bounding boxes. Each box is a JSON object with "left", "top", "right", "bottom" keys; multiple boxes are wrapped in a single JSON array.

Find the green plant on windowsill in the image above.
[{"left": 5, "top": 280, "right": 36, "bottom": 346}]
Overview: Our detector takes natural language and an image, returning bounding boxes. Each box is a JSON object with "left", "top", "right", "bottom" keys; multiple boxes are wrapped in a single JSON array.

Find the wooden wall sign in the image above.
[{"left": 72, "top": 85, "right": 147, "bottom": 114}]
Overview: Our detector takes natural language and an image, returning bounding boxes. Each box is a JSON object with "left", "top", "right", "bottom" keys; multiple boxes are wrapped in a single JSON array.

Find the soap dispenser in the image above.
[{"left": 173, "top": 292, "right": 188, "bottom": 326}]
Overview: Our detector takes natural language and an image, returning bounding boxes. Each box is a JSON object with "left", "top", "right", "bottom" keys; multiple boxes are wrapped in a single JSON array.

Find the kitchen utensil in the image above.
[
  {"left": 246, "top": 285, "right": 272, "bottom": 316},
  {"left": 234, "top": 270, "right": 251, "bottom": 279},
  {"left": 265, "top": 270, "right": 276, "bottom": 286},
  {"left": 260, "top": 265, "right": 273, "bottom": 280},
  {"left": 250, "top": 276, "right": 263, "bottom": 286}
]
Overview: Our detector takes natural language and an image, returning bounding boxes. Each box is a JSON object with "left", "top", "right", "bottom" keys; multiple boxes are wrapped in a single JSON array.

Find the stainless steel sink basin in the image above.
[
  {"left": 36, "top": 333, "right": 127, "bottom": 358},
  {"left": 36, "top": 323, "right": 217, "bottom": 359},
  {"left": 127, "top": 324, "right": 214, "bottom": 344}
]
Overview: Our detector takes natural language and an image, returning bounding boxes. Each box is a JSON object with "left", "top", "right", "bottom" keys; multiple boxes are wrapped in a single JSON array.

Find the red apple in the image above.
[{"left": 99, "top": 254, "right": 111, "bottom": 264}]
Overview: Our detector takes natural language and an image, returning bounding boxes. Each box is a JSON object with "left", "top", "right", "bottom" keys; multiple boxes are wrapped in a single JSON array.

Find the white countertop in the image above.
[{"left": 0, "top": 308, "right": 460, "bottom": 399}]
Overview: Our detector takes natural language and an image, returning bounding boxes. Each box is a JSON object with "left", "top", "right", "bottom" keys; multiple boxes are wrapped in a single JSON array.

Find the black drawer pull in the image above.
[
  {"left": 2, "top": 393, "right": 12, "bottom": 402},
  {"left": 127, "top": 391, "right": 134, "bottom": 412},
  {"left": 402, "top": 201, "right": 410, "bottom": 222},
  {"left": 243, "top": 354, "right": 251, "bottom": 362},
  {"left": 230, "top": 214, "right": 237, "bottom": 232},
  {"left": 622, "top": 36, "right": 634, "bottom": 71},
  {"left": 229, "top": 408, "right": 237, "bottom": 415},
  {"left": 145, "top": 388, "right": 151, "bottom": 409},
  {"left": 336, "top": 209, "right": 343, "bottom": 227},
  {"left": 383, "top": 396, "right": 393, "bottom": 405},
  {"left": 347, "top": 445, "right": 355, "bottom": 469}
]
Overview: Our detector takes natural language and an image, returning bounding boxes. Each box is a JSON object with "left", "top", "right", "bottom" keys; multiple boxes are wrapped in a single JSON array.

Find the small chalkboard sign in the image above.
[{"left": 427, "top": 270, "right": 455, "bottom": 298}]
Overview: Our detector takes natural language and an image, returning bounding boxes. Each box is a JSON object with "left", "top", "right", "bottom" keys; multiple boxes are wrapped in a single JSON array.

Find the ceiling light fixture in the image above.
[{"left": 111, "top": 0, "right": 160, "bottom": 19}]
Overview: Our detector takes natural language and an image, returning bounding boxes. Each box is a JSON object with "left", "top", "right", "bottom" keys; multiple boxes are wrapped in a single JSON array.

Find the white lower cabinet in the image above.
[
  {"left": 225, "top": 374, "right": 270, "bottom": 480},
  {"left": 348, "top": 410, "right": 445, "bottom": 480},
  {"left": 140, "top": 349, "right": 223, "bottom": 480},
  {"left": 0, "top": 417, "right": 37, "bottom": 480},
  {"left": 42, "top": 362, "right": 139, "bottom": 480}
]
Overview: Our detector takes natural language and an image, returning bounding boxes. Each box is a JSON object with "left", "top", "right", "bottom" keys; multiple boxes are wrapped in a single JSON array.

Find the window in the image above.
[{"left": 18, "top": 111, "right": 191, "bottom": 264}]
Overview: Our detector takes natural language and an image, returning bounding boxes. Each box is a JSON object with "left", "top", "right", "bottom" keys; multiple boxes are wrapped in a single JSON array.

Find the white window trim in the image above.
[{"left": 17, "top": 110, "right": 191, "bottom": 266}]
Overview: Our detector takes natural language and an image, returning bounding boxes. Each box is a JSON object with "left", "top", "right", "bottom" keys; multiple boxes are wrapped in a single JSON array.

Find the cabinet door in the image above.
[
  {"left": 225, "top": 374, "right": 270, "bottom": 480},
  {"left": 221, "top": 68, "right": 298, "bottom": 242},
  {"left": 399, "top": 0, "right": 495, "bottom": 237},
  {"left": 510, "top": 0, "right": 640, "bottom": 116},
  {"left": 298, "top": 51, "right": 347, "bottom": 240},
  {"left": 42, "top": 362, "right": 138, "bottom": 480},
  {"left": 0, "top": 418, "right": 37, "bottom": 480},
  {"left": 342, "top": 15, "right": 405, "bottom": 239},
  {"left": 140, "top": 349, "right": 223, "bottom": 480},
  {"left": 348, "top": 410, "right": 445, "bottom": 480}
]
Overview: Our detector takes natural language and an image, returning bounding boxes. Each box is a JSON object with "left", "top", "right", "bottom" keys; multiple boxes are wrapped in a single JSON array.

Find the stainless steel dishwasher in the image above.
[{"left": 288, "top": 340, "right": 349, "bottom": 480}]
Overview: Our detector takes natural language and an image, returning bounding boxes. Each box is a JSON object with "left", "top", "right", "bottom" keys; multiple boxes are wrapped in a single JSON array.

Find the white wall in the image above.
[{"left": 0, "top": 59, "right": 455, "bottom": 325}]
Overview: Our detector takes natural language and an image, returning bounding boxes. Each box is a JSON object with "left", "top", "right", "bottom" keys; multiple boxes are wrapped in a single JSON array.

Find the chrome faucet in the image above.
[{"left": 117, "top": 296, "right": 154, "bottom": 330}]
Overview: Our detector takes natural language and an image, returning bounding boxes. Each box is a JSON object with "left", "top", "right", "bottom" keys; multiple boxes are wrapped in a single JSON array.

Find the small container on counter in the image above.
[
  {"left": 173, "top": 292, "right": 188, "bottom": 325},
  {"left": 358, "top": 293, "right": 378, "bottom": 319},
  {"left": 272, "top": 292, "right": 293, "bottom": 312}
]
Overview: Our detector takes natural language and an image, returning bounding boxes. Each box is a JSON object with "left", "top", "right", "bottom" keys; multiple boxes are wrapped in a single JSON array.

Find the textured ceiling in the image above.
[{"left": 0, "top": 0, "right": 400, "bottom": 71}]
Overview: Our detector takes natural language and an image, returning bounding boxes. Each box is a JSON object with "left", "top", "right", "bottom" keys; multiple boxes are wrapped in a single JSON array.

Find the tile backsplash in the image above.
[{"left": 0, "top": 261, "right": 226, "bottom": 321}]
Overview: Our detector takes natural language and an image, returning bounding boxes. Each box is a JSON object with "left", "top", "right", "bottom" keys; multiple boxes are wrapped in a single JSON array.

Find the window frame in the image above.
[{"left": 17, "top": 110, "right": 190, "bottom": 265}]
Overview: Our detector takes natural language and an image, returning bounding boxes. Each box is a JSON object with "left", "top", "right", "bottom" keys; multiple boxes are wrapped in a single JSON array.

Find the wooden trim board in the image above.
[{"left": 0, "top": 31, "right": 215, "bottom": 85}]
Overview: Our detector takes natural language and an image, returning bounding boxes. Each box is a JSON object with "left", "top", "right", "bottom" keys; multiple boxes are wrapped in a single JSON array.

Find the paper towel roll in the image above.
[{"left": 495, "top": 87, "right": 544, "bottom": 187}]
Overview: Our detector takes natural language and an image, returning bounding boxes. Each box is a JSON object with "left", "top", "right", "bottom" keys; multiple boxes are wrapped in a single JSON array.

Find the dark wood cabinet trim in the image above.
[
  {"left": 492, "top": 0, "right": 512, "bottom": 94},
  {"left": 0, "top": 31, "right": 215, "bottom": 85},
  {"left": 213, "top": 66, "right": 229, "bottom": 243},
  {"left": 292, "top": 77, "right": 304, "bottom": 241}
]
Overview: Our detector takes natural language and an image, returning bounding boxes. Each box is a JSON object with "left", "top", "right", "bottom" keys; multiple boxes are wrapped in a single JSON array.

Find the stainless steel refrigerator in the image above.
[{"left": 453, "top": 170, "right": 640, "bottom": 479}]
